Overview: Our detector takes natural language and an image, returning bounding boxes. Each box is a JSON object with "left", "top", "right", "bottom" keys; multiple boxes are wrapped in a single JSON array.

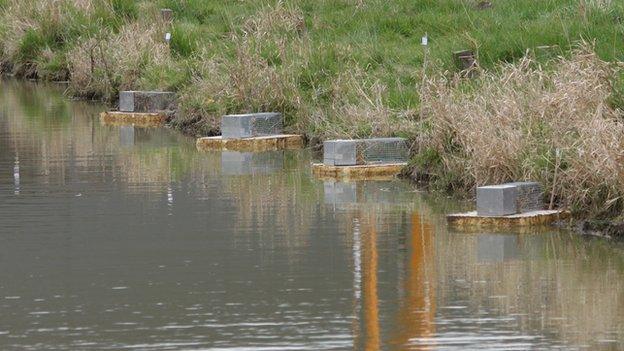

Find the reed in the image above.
[{"left": 415, "top": 45, "right": 624, "bottom": 217}]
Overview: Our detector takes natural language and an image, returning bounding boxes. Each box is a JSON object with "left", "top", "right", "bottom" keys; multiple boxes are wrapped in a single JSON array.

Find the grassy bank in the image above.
[{"left": 0, "top": 0, "right": 623, "bottom": 218}]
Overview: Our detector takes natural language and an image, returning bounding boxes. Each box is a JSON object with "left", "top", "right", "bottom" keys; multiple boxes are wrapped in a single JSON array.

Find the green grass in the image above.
[{"left": 2, "top": 0, "right": 622, "bottom": 97}]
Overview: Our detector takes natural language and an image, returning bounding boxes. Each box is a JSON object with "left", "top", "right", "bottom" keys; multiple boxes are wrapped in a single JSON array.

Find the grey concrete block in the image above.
[
  {"left": 323, "top": 140, "right": 336, "bottom": 166},
  {"left": 477, "top": 184, "right": 518, "bottom": 216},
  {"left": 221, "top": 112, "right": 282, "bottom": 139},
  {"left": 119, "top": 91, "right": 176, "bottom": 113},
  {"left": 323, "top": 140, "right": 358, "bottom": 166},
  {"left": 323, "top": 138, "right": 408, "bottom": 166},
  {"left": 477, "top": 181, "right": 543, "bottom": 216},
  {"left": 119, "top": 91, "right": 134, "bottom": 112}
]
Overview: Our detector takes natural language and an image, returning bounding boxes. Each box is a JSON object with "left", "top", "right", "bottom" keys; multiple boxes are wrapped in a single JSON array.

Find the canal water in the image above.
[{"left": 1, "top": 80, "right": 623, "bottom": 351}]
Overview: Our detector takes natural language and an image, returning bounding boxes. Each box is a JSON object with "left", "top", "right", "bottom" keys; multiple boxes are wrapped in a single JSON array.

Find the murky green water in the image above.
[{"left": 1, "top": 80, "right": 624, "bottom": 350}]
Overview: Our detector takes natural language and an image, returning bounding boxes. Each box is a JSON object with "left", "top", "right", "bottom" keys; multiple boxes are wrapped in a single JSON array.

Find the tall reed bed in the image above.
[{"left": 415, "top": 46, "right": 624, "bottom": 217}]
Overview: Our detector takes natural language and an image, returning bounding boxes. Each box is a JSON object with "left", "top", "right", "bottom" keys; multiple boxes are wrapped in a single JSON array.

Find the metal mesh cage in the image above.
[
  {"left": 250, "top": 113, "right": 283, "bottom": 137},
  {"left": 357, "top": 138, "right": 408, "bottom": 164},
  {"left": 323, "top": 138, "right": 408, "bottom": 166},
  {"left": 119, "top": 91, "right": 176, "bottom": 113},
  {"left": 506, "top": 182, "right": 543, "bottom": 213},
  {"left": 222, "top": 113, "right": 283, "bottom": 139}
]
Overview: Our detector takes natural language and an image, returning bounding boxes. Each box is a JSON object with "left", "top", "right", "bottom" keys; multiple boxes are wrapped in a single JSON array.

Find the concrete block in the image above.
[
  {"left": 119, "top": 91, "right": 176, "bottom": 113},
  {"left": 221, "top": 113, "right": 283, "bottom": 139},
  {"left": 477, "top": 184, "right": 518, "bottom": 216},
  {"left": 477, "top": 181, "right": 543, "bottom": 216},
  {"left": 323, "top": 138, "right": 408, "bottom": 166},
  {"left": 323, "top": 140, "right": 358, "bottom": 166}
]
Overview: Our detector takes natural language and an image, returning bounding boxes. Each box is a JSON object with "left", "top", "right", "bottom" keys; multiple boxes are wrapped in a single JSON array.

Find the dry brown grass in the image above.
[
  {"left": 67, "top": 21, "right": 172, "bottom": 100},
  {"left": 417, "top": 45, "right": 624, "bottom": 216},
  {"left": 307, "top": 68, "right": 417, "bottom": 138},
  {"left": 176, "top": 3, "right": 307, "bottom": 135}
]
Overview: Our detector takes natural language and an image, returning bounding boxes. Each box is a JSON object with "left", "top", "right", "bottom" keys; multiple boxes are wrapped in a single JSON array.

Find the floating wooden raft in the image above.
[
  {"left": 447, "top": 210, "right": 569, "bottom": 228},
  {"left": 196, "top": 134, "right": 304, "bottom": 152},
  {"left": 99, "top": 111, "right": 168, "bottom": 127},
  {"left": 312, "top": 162, "right": 407, "bottom": 180}
]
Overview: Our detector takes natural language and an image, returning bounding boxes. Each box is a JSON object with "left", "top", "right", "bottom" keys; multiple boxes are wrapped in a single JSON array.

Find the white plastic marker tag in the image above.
[
  {"left": 165, "top": 32, "right": 172, "bottom": 43},
  {"left": 421, "top": 35, "right": 428, "bottom": 46}
]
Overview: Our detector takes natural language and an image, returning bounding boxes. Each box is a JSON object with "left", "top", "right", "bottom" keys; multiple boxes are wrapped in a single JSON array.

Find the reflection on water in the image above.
[
  {"left": 1, "top": 79, "right": 624, "bottom": 350},
  {"left": 221, "top": 151, "right": 285, "bottom": 176},
  {"left": 476, "top": 234, "right": 520, "bottom": 263},
  {"left": 119, "top": 126, "right": 135, "bottom": 147}
]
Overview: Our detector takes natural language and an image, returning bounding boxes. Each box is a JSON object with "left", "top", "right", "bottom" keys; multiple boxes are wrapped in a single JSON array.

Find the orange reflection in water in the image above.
[
  {"left": 391, "top": 213, "right": 437, "bottom": 350},
  {"left": 362, "top": 213, "right": 379, "bottom": 351}
]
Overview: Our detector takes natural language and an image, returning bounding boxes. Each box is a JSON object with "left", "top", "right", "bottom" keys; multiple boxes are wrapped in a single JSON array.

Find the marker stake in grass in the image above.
[
  {"left": 421, "top": 33, "right": 430, "bottom": 98},
  {"left": 165, "top": 33, "right": 172, "bottom": 44}
]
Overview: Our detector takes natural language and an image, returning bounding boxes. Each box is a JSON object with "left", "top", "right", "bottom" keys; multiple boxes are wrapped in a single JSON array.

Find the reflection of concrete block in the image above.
[
  {"left": 119, "top": 91, "right": 176, "bottom": 113},
  {"left": 323, "top": 181, "right": 400, "bottom": 205},
  {"left": 324, "top": 181, "right": 357, "bottom": 205},
  {"left": 221, "top": 152, "right": 252, "bottom": 175},
  {"left": 221, "top": 151, "right": 284, "bottom": 176},
  {"left": 477, "top": 182, "right": 542, "bottom": 216},
  {"left": 323, "top": 138, "right": 408, "bottom": 166},
  {"left": 119, "top": 125, "right": 135, "bottom": 146},
  {"left": 221, "top": 113, "right": 282, "bottom": 139},
  {"left": 477, "top": 234, "right": 519, "bottom": 263}
]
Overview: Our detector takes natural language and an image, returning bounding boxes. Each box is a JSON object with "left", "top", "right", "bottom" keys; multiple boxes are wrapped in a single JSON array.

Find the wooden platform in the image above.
[
  {"left": 312, "top": 163, "right": 407, "bottom": 180},
  {"left": 447, "top": 210, "right": 570, "bottom": 228},
  {"left": 100, "top": 111, "right": 168, "bottom": 127},
  {"left": 196, "top": 134, "right": 304, "bottom": 152}
]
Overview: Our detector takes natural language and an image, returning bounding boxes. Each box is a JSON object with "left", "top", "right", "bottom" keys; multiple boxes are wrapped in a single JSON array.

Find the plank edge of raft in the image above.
[
  {"left": 196, "top": 134, "right": 304, "bottom": 152},
  {"left": 447, "top": 209, "right": 570, "bottom": 228}
]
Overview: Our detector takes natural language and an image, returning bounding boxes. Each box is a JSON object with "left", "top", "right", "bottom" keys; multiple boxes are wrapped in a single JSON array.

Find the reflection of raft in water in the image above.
[
  {"left": 447, "top": 209, "right": 569, "bottom": 228},
  {"left": 99, "top": 111, "right": 168, "bottom": 127}
]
